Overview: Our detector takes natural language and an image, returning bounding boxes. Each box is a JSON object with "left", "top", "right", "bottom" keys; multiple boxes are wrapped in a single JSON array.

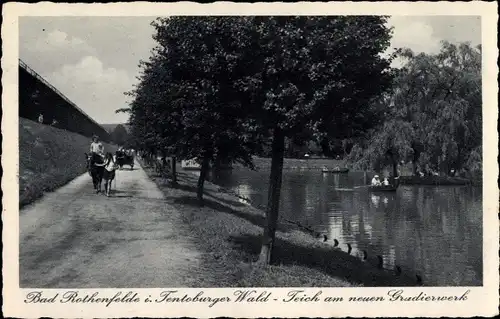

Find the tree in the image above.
[
  {"left": 350, "top": 41, "right": 482, "bottom": 177},
  {"left": 111, "top": 124, "right": 129, "bottom": 146},
  {"left": 233, "top": 17, "right": 396, "bottom": 264},
  {"left": 120, "top": 56, "right": 179, "bottom": 180},
  {"left": 126, "top": 17, "right": 395, "bottom": 265},
  {"left": 353, "top": 119, "right": 414, "bottom": 176},
  {"left": 126, "top": 17, "right": 262, "bottom": 204}
]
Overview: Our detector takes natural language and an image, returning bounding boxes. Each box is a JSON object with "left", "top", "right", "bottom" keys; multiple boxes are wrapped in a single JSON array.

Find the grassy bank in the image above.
[
  {"left": 19, "top": 118, "right": 117, "bottom": 207},
  {"left": 142, "top": 160, "right": 420, "bottom": 287}
]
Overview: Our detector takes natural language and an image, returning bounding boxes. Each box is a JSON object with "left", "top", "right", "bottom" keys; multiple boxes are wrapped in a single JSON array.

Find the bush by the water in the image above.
[{"left": 19, "top": 118, "right": 117, "bottom": 207}]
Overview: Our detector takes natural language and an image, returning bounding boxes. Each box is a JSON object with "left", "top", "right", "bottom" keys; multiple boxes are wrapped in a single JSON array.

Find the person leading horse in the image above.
[
  {"left": 94, "top": 152, "right": 118, "bottom": 196},
  {"left": 86, "top": 151, "right": 105, "bottom": 193},
  {"left": 86, "top": 135, "right": 105, "bottom": 193}
]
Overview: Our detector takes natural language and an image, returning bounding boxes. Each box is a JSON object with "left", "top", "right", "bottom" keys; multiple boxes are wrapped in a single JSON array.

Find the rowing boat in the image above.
[
  {"left": 334, "top": 188, "right": 355, "bottom": 192},
  {"left": 368, "top": 185, "right": 398, "bottom": 192},
  {"left": 322, "top": 168, "right": 349, "bottom": 173}
]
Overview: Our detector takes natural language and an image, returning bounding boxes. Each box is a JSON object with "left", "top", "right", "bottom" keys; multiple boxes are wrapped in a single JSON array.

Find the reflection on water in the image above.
[{"left": 208, "top": 168, "right": 483, "bottom": 286}]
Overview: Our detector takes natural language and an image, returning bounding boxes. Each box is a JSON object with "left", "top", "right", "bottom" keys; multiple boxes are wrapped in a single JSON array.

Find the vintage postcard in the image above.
[{"left": 2, "top": 1, "right": 499, "bottom": 318}]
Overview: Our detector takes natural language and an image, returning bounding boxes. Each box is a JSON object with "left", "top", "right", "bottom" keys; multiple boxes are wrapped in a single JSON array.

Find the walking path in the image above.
[{"left": 20, "top": 160, "right": 202, "bottom": 288}]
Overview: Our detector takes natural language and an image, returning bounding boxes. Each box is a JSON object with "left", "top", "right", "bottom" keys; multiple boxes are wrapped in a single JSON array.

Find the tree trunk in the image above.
[
  {"left": 258, "top": 128, "right": 285, "bottom": 265},
  {"left": 392, "top": 162, "right": 398, "bottom": 178},
  {"left": 320, "top": 138, "right": 331, "bottom": 157},
  {"left": 196, "top": 155, "right": 211, "bottom": 205},
  {"left": 392, "top": 160, "right": 400, "bottom": 188},
  {"left": 412, "top": 152, "right": 419, "bottom": 176},
  {"left": 411, "top": 145, "right": 421, "bottom": 176},
  {"left": 386, "top": 150, "right": 399, "bottom": 180},
  {"left": 391, "top": 154, "right": 399, "bottom": 178},
  {"left": 171, "top": 156, "right": 177, "bottom": 184}
]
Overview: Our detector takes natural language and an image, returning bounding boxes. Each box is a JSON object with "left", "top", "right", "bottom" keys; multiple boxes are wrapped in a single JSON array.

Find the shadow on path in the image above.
[
  {"left": 203, "top": 191, "right": 247, "bottom": 208},
  {"left": 162, "top": 176, "right": 248, "bottom": 208},
  {"left": 112, "top": 195, "right": 134, "bottom": 198},
  {"left": 171, "top": 195, "right": 292, "bottom": 234}
]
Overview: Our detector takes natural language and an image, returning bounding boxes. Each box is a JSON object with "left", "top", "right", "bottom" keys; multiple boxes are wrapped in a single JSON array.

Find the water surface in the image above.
[{"left": 207, "top": 168, "right": 482, "bottom": 286}]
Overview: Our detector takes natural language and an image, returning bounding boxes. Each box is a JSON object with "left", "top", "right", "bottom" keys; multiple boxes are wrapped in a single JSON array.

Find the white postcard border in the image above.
[{"left": 2, "top": 2, "right": 499, "bottom": 318}]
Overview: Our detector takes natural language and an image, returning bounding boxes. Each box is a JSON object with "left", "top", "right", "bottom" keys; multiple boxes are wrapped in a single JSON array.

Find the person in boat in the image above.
[
  {"left": 90, "top": 135, "right": 104, "bottom": 159},
  {"left": 383, "top": 177, "right": 390, "bottom": 186},
  {"left": 371, "top": 175, "right": 382, "bottom": 186}
]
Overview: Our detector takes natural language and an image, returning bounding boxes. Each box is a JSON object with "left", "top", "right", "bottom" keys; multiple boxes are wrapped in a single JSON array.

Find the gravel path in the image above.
[{"left": 20, "top": 160, "right": 202, "bottom": 288}]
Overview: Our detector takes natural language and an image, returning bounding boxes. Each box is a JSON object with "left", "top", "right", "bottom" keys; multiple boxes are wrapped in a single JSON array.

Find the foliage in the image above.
[
  {"left": 126, "top": 16, "right": 396, "bottom": 264},
  {"left": 350, "top": 41, "right": 482, "bottom": 176},
  {"left": 233, "top": 17, "right": 395, "bottom": 138},
  {"left": 110, "top": 124, "right": 129, "bottom": 146},
  {"left": 229, "top": 16, "right": 396, "bottom": 263},
  {"left": 125, "top": 17, "right": 268, "bottom": 203}
]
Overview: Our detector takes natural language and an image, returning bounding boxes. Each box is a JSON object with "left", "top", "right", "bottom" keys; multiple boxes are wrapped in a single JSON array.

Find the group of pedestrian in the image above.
[
  {"left": 38, "top": 113, "right": 58, "bottom": 126},
  {"left": 117, "top": 146, "right": 134, "bottom": 157}
]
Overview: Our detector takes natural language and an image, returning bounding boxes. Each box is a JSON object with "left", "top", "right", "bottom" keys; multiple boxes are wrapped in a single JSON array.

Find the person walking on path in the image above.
[{"left": 94, "top": 152, "right": 118, "bottom": 196}]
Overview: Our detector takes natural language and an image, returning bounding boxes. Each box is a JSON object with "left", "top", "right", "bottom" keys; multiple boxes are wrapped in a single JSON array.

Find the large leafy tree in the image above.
[
  {"left": 125, "top": 17, "right": 262, "bottom": 204},
  {"left": 126, "top": 17, "right": 395, "bottom": 265},
  {"left": 232, "top": 17, "right": 395, "bottom": 264},
  {"left": 111, "top": 124, "right": 129, "bottom": 146}
]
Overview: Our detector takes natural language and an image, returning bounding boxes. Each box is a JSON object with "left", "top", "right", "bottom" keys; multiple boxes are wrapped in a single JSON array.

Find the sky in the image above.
[{"left": 19, "top": 16, "right": 481, "bottom": 124}]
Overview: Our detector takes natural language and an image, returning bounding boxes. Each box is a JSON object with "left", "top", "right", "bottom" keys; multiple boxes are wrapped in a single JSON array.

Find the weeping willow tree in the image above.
[{"left": 350, "top": 41, "right": 482, "bottom": 177}]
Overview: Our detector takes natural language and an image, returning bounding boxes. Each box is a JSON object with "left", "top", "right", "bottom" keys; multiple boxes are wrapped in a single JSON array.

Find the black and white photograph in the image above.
[{"left": 3, "top": 2, "right": 499, "bottom": 318}]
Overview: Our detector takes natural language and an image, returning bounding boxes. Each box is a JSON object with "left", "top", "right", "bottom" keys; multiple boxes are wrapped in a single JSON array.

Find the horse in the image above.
[
  {"left": 102, "top": 152, "right": 118, "bottom": 197},
  {"left": 85, "top": 152, "right": 105, "bottom": 193}
]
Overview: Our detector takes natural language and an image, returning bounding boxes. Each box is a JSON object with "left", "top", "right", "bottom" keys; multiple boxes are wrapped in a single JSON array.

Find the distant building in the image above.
[{"left": 19, "top": 59, "right": 111, "bottom": 142}]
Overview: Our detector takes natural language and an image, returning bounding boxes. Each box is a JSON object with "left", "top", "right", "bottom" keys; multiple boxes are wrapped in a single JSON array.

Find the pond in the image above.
[{"left": 206, "top": 167, "right": 483, "bottom": 286}]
